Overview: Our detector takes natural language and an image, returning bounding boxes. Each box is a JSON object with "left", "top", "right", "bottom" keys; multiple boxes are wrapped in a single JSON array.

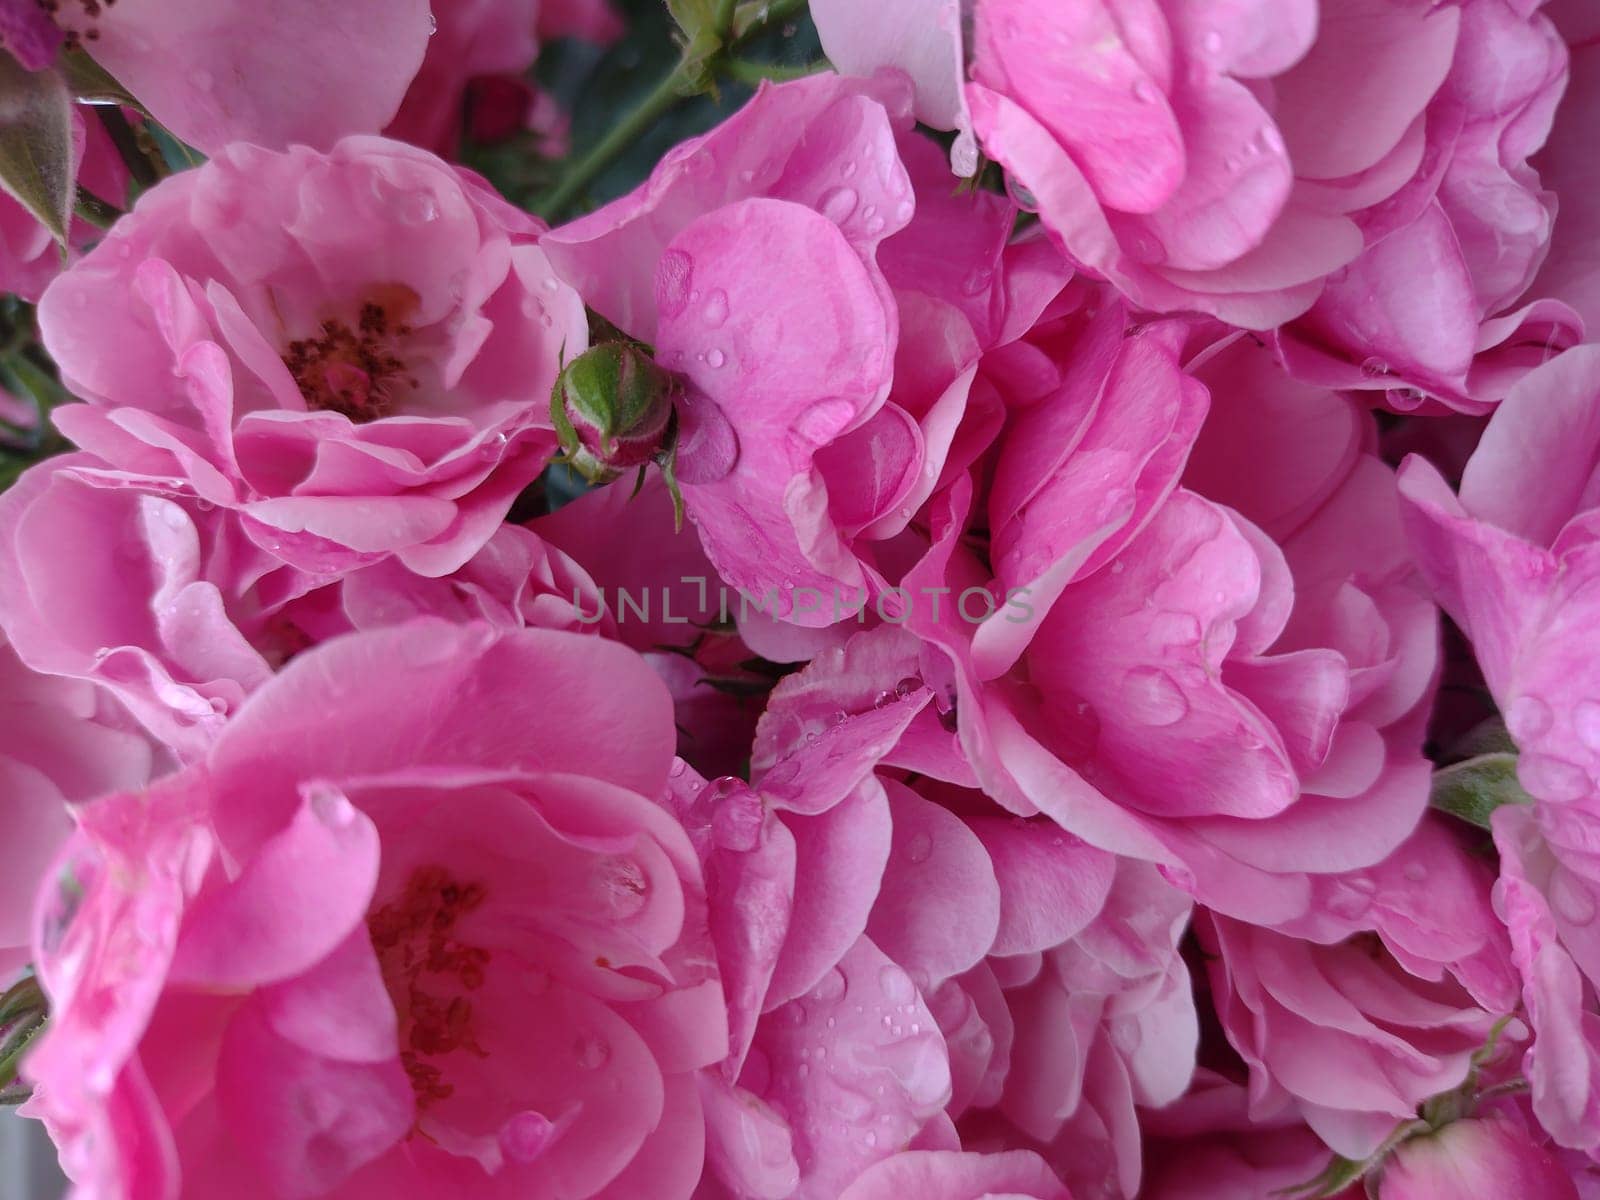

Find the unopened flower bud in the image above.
[
  {"left": 1377, "top": 1118, "right": 1578, "bottom": 1200},
  {"left": 550, "top": 342, "right": 677, "bottom": 483}
]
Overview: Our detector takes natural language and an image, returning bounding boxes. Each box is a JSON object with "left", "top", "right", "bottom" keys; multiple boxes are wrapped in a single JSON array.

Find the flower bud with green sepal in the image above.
[{"left": 551, "top": 341, "right": 679, "bottom": 483}]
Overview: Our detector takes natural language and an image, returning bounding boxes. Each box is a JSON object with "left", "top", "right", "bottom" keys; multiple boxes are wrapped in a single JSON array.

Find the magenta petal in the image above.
[
  {"left": 169, "top": 783, "right": 380, "bottom": 989},
  {"left": 85, "top": 0, "right": 433, "bottom": 154},
  {"left": 866, "top": 780, "right": 1001, "bottom": 984}
]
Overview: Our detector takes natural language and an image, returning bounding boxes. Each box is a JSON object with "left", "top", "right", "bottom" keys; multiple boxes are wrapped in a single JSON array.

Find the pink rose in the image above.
[
  {"left": 43, "top": 0, "right": 431, "bottom": 154},
  {"left": 0, "top": 642, "right": 155, "bottom": 980},
  {"left": 0, "top": 454, "right": 610, "bottom": 759},
  {"left": 821, "top": 0, "right": 1573, "bottom": 359},
  {"left": 711, "top": 626, "right": 1195, "bottom": 1197},
  {"left": 1376, "top": 1116, "right": 1579, "bottom": 1199},
  {"left": 1200, "top": 899, "right": 1511, "bottom": 1160},
  {"left": 904, "top": 328, "right": 1436, "bottom": 924},
  {"left": 1397, "top": 346, "right": 1600, "bottom": 1149},
  {"left": 544, "top": 74, "right": 921, "bottom": 625},
  {"left": 1531, "top": 1, "right": 1600, "bottom": 338},
  {"left": 839, "top": 1150, "right": 1070, "bottom": 1200},
  {"left": 38, "top": 135, "right": 585, "bottom": 578},
  {"left": 950, "top": 858, "right": 1199, "bottom": 1199},
  {"left": 670, "top": 633, "right": 953, "bottom": 1199},
  {"left": 24, "top": 621, "right": 725, "bottom": 1199},
  {"left": 1275, "top": 0, "right": 1579, "bottom": 411}
]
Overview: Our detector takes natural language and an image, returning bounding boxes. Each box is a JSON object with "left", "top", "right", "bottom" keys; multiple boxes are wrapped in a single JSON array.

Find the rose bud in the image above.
[
  {"left": 1377, "top": 1118, "right": 1578, "bottom": 1200},
  {"left": 551, "top": 341, "right": 678, "bottom": 483}
]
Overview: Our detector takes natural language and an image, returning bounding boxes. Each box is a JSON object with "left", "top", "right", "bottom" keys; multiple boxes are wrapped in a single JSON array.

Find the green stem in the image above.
[
  {"left": 732, "top": 0, "right": 809, "bottom": 41},
  {"left": 96, "top": 106, "right": 163, "bottom": 191},
  {"left": 535, "top": 65, "right": 693, "bottom": 221},
  {"left": 535, "top": 0, "right": 814, "bottom": 220},
  {"left": 720, "top": 57, "right": 830, "bottom": 85},
  {"left": 1475, "top": 1077, "right": 1531, "bottom": 1105},
  {"left": 74, "top": 186, "right": 122, "bottom": 230}
]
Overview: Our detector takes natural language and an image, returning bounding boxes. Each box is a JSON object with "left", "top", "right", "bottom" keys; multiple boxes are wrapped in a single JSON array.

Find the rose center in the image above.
[
  {"left": 283, "top": 285, "right": 421, "bottom": 423},
  {"left": 367, "top": 865, "right": 494, "bottom": 1110},
  {"left": 32, "top": 0, "right": 113, "bottom": 41}
]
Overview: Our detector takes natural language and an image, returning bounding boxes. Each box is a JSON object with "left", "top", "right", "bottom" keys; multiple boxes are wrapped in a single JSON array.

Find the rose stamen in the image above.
[
  {"left": 368, "top": 865, "right": 493, "bottom": 1110},
  {"left": 283, "top": 285, "right": 422, "bottom": 423}
]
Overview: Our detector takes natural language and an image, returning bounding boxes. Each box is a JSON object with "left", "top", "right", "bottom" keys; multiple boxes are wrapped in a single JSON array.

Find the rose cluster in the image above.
[{"left": 0, "top": 1, "right": 1597, "bottom": 1198}]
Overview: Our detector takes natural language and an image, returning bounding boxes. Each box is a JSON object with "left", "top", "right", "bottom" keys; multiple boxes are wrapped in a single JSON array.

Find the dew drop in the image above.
[
  {"left": 1508, "top": 696, "right": 1554, "bottom": 742},
  {"left": 397, "top": 191, "right": 440, "bottom": 226},
  {"left": 811, "top": 966, "right": 848, "bottom": 1004},
  {"left": 820, "top": 186, "right": 859, "bottom": 224},
  {"left": 1520, "top": 753, "right": 1592, "bottom": 803},
  {"left": 573, "top": 1032, "right": 611, "bottom": 1069},
  {"left": 905, "top": 831, "right": 934, "bottom": 865},
  {"left": 961, "top": 267, "right": 994, "bottom": 296},
  {"left": 1120, "top": 667, "right": 1189, "bottom": 726},
  {"left": 499, "top": 1111, "right": 557, "bottom": 1164},
  {"left": 789, "top": 398, "right": 856, "bottom": 449},
  {"left": 704, "top": 347, "right": 727, "bottom": 369},
  {"left": 1573, "top": 700, "right": 1600, "bottom": 753},
  {"left": 702, "top": 288, "right": 730, "bottom": 328},
  {"left": 1550, "top": 870, "right": 1598, "bottom": 927},
  {"left": 306, "top": 782, "right": 358, "bottom": 828},
  {"left": 879, "top": 964, "right": 915, "bottom": 1004},
  {"left": 1360, "top": 356, "right": 1391, "bottom": 379}
]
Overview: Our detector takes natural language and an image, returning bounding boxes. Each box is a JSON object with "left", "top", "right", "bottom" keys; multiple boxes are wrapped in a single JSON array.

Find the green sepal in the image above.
[{"left": 0, "top": 56, "right": 76, "bottom": 245}]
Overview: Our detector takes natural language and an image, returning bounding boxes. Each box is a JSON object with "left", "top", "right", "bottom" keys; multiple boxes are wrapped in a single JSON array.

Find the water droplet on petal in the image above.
[
  {"left": 789, "top": 398, "right": 856, "bottom": 450},
  {"left": 905, "top": 831, "right": 934, "bottom": 865},
  {"left": 961, "top": 267, "right": 994, "bottom": 296},
  {"left": 1121, "top": 667, "right": 1189, "bottom": 726},
  {"left": 306, "top": 782, "right": 358, "bottom": 829},
  {"left": 573, "top": 1032, "right": 611, "bottom": 1069},
  {"left": 702, "top": 288, "right": 729, "bottom": 327},
  {"left": 811, "top": 966, "right": 847, "bottom": 1004},
  {"left": 499, "top": 1111, "right": 557, "bottom": 1164},
  {"left": 1360, "top": 356, "right": 1392, "bottom": 379},
  {"left": 1551, "top": 869, "right": 1598, "bottom": 927},
  {"left": 1520, "top": 753, "right": 1591, "bottom": 803},
  {"left": 704, "top": 347, "right": 726, "bottom": 369},
  {"left": 1573, "top": 701, "right": 1600, "bottom": 753},
  {"left": 1507, "top": 696, "right": 1554, "bottom": 741},
  {"left": 879, "top": 964, "right": 915, "bottom": 1004},
  {"left": 820, "top": 186, "right": 859, "bottom": 224}
]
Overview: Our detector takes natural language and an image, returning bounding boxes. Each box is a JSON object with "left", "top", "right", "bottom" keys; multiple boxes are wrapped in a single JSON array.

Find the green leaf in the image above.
[
  {"left": 0, "top": 56, "right": 75, "bottom": 245},
  {"left": 1430, "top": 753, "right": 1533, "bottom": 829}
]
